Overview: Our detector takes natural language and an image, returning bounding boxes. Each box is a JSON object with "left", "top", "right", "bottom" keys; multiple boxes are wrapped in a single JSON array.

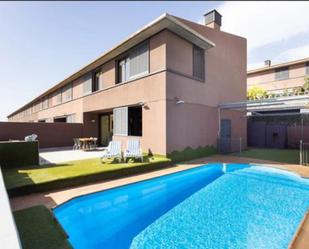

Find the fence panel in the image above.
[{"left": 0, "top": 122, "right": 84, "bottom": 148}]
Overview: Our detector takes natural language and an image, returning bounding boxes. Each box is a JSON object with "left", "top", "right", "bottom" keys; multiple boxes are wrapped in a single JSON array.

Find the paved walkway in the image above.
[
  {"left": 9, "top": 155, "right": 309, "bottom": 249},
  {"left": 39, "top": 147, "right": 106, "bottom": 164}
]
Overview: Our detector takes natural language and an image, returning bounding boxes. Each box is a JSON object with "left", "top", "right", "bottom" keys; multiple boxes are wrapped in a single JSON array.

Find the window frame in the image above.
[
  {"left": 116, "top": 40, "right": 149, "bottom": 84},
  {"left": 92, "top": 68, "right": 103, "bottom": 92}
]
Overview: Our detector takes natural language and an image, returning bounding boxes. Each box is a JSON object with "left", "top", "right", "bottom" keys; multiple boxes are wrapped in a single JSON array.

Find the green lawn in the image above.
[
  {"left": 14, "top": 205, "right": 72, "bottom": 249},
  {"left": 232, "top": 148, "right": 299, "bottom": 164},
  {"left": 3, "top": 156, "right": 171, "bottom": 195}
]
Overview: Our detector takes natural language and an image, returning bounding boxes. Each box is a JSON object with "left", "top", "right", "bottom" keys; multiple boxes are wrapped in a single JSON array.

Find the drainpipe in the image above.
[
  {"left": 301, "top": 115, "right": 304, "bottom": 142},
  {"left": 218, "top": 107, "right": 221, "bottom": 152}
]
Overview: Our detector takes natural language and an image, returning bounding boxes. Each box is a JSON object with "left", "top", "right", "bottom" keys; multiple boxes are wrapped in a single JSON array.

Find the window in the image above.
[
  {"left": 113, "top": 106, "right": 142, "bottom": 136},
  {"left": 38, "top": 119, "right": 46, "bottom": 123},
  {"left": 117, "top": 41, "right": 149, "bottom": 83},
  {"left": 275, "top": 67, "right": 289, "bottom": 80},
  {"left": 92, "top": 70, "right": 103, "bottom": 92},
  {"left": 38, "top": 101, "right": 43, "bottom": 111},
  {"left": 62, "top": 84, "right": 72, "bottom": 102},
  {"left": 83, "top": 74, "right": 92, "bottom": 95},
  {"left": 306, "top": 62, "right": 309, "bottom": 75},
  {"left": 118, "top": 59, "right": 127, "bottom": 83},
  {"left": 56, "top": 90, "right": 62, "bottom": 104},
  {"left": 54, "top": 116, "right": 67, "bottom": 123},
  {"left": 42, "top": 97, "right": 49, "bottom": 109},
  {"left": 193, "top": 45, "right": 205, "bottom": 81},
  {"left": 128, "top": 106, "right": 142, "bottom": 136}
]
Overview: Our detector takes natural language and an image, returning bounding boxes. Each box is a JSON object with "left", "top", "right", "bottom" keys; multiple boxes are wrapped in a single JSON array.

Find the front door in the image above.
[
  {"left": 99, "top": 114, "right": 113, "bottom": 146},
  {"left": 220, "top": 119, "right": 231, "bottom": 153}
]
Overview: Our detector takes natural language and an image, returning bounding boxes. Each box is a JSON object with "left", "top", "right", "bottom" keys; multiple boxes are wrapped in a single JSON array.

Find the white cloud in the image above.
[
  {"left": 218, "top": 1, "right": 309, "bottom": 50},
  {"left": 274, "top": 43, "right": 309, "bottom": 62}
]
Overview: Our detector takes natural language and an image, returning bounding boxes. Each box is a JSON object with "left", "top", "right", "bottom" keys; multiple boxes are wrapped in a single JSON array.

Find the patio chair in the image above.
[
  {"left": 101, "top": 141, "right": 122, "bottom": 163},
  {"left": 124, "top": 139, "right": 143, "bottom": 162},
  {"left": 73, "top": 138, "right": 81, "bottom": 150},
  {"left": 24, "top": 134, "right": 38, "bottom": 142}
]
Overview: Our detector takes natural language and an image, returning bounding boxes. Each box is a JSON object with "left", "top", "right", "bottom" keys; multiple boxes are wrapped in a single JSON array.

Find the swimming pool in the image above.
[{"left": 54, "top": 163, "right": 309, "bottom": 249}]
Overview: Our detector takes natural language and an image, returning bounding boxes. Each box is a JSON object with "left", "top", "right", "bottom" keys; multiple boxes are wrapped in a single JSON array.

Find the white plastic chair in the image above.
[
  {"left": 124, "top": 140, "right": 143, "bottom": 162},
  {"left": 24, "top": 134, "right": 38, "bottom": 142},
  {"left": 101, "top": 141, "right": 122, "bottom": 163}
]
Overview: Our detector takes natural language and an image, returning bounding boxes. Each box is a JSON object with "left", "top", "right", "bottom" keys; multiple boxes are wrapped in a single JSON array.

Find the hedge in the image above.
[
  {"left": 13, "top": 205, "right": 72, "bottom": 249},
  {"left": 167, "top": 145, "right": 217, "bottom": 163},
  {"left": 0, "top": 141, "right": 39, "bottom": 168}
]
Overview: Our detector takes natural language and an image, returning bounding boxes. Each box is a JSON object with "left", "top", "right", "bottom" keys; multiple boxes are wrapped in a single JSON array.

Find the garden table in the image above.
[{"left": 78, "top": 137, "right": 97, "bottom": 151}]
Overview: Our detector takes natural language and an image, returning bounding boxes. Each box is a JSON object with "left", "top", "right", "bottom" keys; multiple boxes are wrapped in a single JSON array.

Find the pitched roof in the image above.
[
  {"left": 8, "top": 13, "right": 215, "bottom": 118},
  {"left": 248, "top": 57, "right": 309, "bottom": 75}
]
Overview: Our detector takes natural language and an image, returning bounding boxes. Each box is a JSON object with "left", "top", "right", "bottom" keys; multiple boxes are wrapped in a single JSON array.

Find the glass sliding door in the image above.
[{"left": 99, "top": 113, "right": 113, "bottom": 146}]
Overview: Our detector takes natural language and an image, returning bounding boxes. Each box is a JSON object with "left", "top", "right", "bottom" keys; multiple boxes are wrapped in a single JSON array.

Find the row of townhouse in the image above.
[{"left": 7, "top": 10, "right": 247, "bottom": 155}]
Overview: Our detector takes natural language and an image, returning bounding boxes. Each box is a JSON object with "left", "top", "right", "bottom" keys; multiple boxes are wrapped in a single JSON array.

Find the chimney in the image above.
[
  {"left": 264, "top": 60, "right": 271, "bottom": 67},
  {"left": 204, "top": 9, "right": 222, "bottom": 30}
]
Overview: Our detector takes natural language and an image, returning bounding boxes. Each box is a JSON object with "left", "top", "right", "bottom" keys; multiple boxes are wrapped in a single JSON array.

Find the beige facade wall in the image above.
[
  {"left": 38, "top": 98, "right": 84, "bottom": 123},
  {"left": 164, "top": 25, "right": 247, "bottom": 153},
  {"left": 7, "top": 25, "right": 246, "bottom": 155},
  {"left": 248, "top": 63, "right": 308, "bottom": 92},
  {"left": 82, "top": 72, "right": 167, "bottom": 155},
  {"left": 113, "top": 99, "right": 167, "bottom": 155}
]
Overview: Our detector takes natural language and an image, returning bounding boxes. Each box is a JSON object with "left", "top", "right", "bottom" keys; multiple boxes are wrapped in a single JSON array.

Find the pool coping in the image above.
[
  {"left": 52, "top": 163, "right": 218, "bottom": 211},
  {"left": 289, "top": 210, "right": 309, "bottom": 249}
]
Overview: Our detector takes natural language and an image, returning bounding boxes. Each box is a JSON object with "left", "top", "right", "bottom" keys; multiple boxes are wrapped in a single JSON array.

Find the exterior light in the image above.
[{"left": 175, "top": 97, "right": 185, "bottom": 105}]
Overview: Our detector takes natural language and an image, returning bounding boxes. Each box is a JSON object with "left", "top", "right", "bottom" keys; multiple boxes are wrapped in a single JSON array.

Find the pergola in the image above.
[{"left": 217, "top": 93, "right": 309, "bottom": 153}]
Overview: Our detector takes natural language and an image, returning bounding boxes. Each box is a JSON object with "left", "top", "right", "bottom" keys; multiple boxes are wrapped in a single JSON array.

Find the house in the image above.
[
  {"left": 248, "top": 58, "right": 309, "bottom": 94},
  {"left": 7, "top": 10, "right": 247, "bottom": 155},
  {"left": 246, "top": 58, "right": 309, "bottom": 149}
]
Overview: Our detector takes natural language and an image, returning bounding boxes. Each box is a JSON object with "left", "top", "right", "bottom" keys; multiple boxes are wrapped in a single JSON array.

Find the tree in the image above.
[
  {"left": 247, "top": 86, "right": 268, "bottom": 100},
  {"left": 303, "top": 76, "right": 309, "bottom": 91}
]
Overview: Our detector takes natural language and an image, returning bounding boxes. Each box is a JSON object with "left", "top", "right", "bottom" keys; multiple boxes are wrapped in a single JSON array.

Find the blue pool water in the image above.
[{"left": 54, "top": 164, "right": 309, "bottom": 249}]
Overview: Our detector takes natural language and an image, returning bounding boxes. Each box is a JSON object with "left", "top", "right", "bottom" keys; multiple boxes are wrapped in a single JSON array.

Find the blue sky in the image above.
[{"left": 1, "top": 1, "right": 309, "bottom": 121}]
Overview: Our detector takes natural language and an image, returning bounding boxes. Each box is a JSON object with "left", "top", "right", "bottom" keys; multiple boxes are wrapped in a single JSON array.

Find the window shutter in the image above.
[
  {"left": 113, "top": 107, "right": 128, "bottom": 135},
  {"left": 275, "top": 67, "right": 289, "bottom": 80},
  {"left": 193, "top": 45, "right": 205, "bottom": 81},
  {"left": 129, "top": 41, "right": 149, "bottom": 79},
  {"left": 83, "top": 74, "right": 92, "bottom": 94}
]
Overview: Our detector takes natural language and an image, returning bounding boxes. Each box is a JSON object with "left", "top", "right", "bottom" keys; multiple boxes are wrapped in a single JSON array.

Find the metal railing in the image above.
[
  {"left": 218, "top": 137, "right": 244, "bottom": 154},
  {"left": 300, "top": 140, "right": 309, "bottom": 166}
]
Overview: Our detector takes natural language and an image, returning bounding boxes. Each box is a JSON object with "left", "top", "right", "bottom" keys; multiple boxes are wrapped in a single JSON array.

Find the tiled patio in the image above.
[
  {"left": 39, "top": 147, "right": 106, "bottom": 164},
  {"left": 9, "top": 154, "right": 309, "bottom": 249}
]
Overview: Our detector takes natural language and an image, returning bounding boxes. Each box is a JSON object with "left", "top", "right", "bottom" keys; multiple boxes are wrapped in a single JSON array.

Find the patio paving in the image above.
[
  {"left": 9, "top": 154, "right": 309, "bottom": 249},
  {"left": 39, "top": 147, "right": 106, "bottom": 164}
]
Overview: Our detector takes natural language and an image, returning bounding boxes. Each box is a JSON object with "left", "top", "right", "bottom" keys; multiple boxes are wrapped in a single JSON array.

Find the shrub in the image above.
[
  {"left": 247, "top": 86, "right": 268, "bottom": 100},
  {"left": 167, "top": 146, "right": 217, "bottom": 163}
]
